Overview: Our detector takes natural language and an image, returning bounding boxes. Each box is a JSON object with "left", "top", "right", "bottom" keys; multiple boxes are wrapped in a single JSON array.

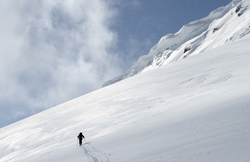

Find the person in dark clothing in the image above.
[{"left": 77, "top": 132, "right": 85, "bottom": 146}]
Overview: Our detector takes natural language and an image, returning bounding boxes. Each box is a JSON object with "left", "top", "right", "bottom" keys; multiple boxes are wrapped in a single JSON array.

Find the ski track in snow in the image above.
[{"left": 79, "top": 142, "right": 109, "bottom": 162}]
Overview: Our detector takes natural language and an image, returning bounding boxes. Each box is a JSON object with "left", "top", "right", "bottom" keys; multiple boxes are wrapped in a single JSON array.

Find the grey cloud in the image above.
[{"left": 0, "top": 0, "right": 122, "bottom": 127}]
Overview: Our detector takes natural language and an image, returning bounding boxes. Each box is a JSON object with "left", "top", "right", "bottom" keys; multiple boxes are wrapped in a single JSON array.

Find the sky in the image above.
[{"left": 0, "top": 0, "right": 232, "bottom": 128}]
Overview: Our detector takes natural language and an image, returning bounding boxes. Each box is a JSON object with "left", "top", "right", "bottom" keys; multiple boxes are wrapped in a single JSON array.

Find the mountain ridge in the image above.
[
  {"left": 104, "top": 0, "right": 249, "bottom": 87},
  {"left": 1, "top": 1, "right": 250, "bottom": 161},
  {"left": 1, "top": 35, "right": 250, "bottom": 161}
]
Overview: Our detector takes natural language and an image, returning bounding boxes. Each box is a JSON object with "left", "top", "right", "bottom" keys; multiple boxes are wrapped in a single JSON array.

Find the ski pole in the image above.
[{"left": 84, "top": 138, "right": 86, "bottom": 143}]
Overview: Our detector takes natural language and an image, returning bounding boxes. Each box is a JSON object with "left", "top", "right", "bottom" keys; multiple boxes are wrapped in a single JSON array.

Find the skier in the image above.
[{"left": 77, "top": 132, "right": 85, "bottom": 146}]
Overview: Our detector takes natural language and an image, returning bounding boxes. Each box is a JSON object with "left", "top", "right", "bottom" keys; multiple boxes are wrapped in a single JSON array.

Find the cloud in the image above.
[
  {"left": 131, "top": 0, "right": 142, "bottom": 8},
  {"left": 0, "top": 0, "right": 122, "bottom": 127},
  {"left": 124, "top": 37, "right": 153, "bottom": 65}
]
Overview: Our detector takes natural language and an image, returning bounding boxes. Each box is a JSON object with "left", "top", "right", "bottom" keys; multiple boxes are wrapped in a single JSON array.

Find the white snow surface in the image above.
[
  {"left": 1, "top": 34, "right": 250, "bottom": 162},
  {"left": 1, "top": 0, "right": 250, "bottom": 161},
  {"left": 104, "top": 0, "right": 250, "bottom": 86}
]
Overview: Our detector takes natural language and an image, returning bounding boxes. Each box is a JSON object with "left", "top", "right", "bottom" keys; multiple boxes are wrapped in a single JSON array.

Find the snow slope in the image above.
[
  {"left": 104, "top": 0, "right": 250, "bottom": 86},
  {"left": 0, "top": 34, "right": 250, "bottom": 161}
]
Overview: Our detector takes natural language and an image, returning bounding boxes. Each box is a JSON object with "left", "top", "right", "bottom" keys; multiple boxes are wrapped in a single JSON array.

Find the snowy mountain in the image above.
[
  {"left": 104, "top": 0, "right": 250, "bottom": 86},
  {"left": 1, "top": 0, "right": 250, "bottom": 162},
  {"left": 1, "top": 34, "right": 250, "bottom": 162}
]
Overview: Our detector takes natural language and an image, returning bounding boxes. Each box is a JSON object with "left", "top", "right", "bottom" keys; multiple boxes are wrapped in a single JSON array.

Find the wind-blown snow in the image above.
[
  {"left": 104, "top": 0, "right": 250, "bottom": 86},
  {"left": 0, "top": 35, "right": 250, "bottom": 162}
]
